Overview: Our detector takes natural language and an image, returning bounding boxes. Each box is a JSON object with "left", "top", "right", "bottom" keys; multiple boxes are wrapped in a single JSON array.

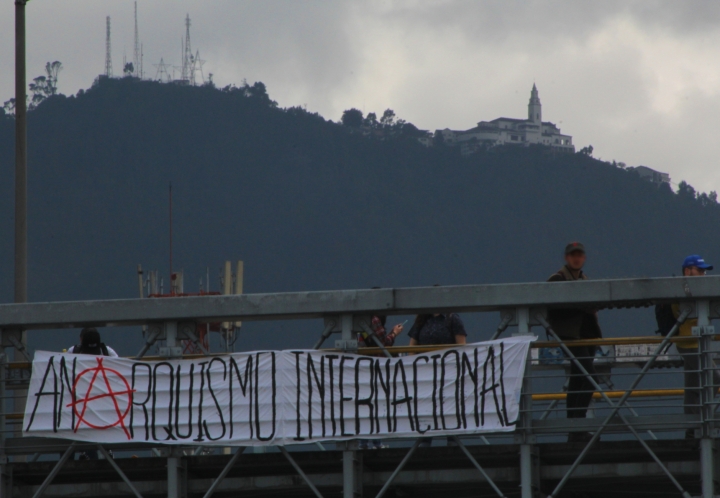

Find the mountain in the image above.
[{"left": 1, "top": 77, "right": 719, "bottom": 355}]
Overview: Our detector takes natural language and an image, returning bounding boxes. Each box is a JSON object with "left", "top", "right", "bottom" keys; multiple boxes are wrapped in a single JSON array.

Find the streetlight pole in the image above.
[{"left": 15, "top": 0, "right": 28, "bottom": 306}]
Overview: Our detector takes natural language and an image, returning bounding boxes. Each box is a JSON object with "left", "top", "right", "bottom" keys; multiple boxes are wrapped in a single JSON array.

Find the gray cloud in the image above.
[{"left": 1, "top": 0, "right": 719, "bottom": 193}]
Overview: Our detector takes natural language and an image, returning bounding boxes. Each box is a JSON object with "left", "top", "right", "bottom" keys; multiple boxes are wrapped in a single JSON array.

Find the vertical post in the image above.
[
  {"left": 167, "top": 447, "right": 187, "bottom": 498},
  {"left": 14, "top": 0, "right": 27, "bottom": 306},
  {"left": 160, "top": 322, "right": 182, "bottom": 359},
  {"left": 340, "top": 315, "right": 362, "bottom": 497},
  {"left": 516, "top": 307, "right": 540, "bottom": 498},
  {"left": 343, "top": 446, "right": 362, "bottom": 498},
  {"left": 0, "top": 353, "right": 9, "bottom": 497},
  {"left": 14, "top": 0, "right": 30, "bottom": 442},
  {"left": 697, "top": 300, "right": 716, "bottom": 498}
]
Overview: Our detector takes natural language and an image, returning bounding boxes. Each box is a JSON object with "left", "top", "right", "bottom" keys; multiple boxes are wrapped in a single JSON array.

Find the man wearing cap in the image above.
[
  {"left": 673, "top": 255, "right": 719, "bottom": 432},
  {"left": 547, "top": 242, "right": 602, "bottom": 443}
]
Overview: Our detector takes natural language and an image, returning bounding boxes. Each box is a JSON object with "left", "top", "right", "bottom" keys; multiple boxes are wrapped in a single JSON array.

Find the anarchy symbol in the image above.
[{"left": 67, "top": 357, "right": 135, "bottom": 439}]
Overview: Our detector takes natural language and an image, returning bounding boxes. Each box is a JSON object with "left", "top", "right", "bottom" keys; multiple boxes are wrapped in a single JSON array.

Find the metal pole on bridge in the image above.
[
  {"left": 697, "top": 300, "right": 716, "bottom": 498},
  {"left": 9, "top": 0, "right": 30, "bottom": 467},
  {"left": 14, "top": 0, "right": 28, "bottom": 307},
  {"left": 516, "top": 308, "right": 540, "bottom": 498}
]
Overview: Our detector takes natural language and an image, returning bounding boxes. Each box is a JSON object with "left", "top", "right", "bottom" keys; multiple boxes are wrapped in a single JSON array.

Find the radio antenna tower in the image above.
[
  {"left": 190, "top": 50, "right": 205, "bottom": 85},
  {"left": 181, "top": 14, "right": 192, "bottom": 84},
  {"left": 105, "top": 16, "right": 113, "bottom": 77},
  {"left": 154, "top": 58, "right": 171, "bottom": 82},
  {"left": 133, "top": 2, "right": 141, "bottom": 78}
]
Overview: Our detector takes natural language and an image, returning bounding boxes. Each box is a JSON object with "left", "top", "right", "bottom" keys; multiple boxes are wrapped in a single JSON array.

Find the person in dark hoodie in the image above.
[
  {"left": 67, "top": 327, "right": 117, "bottom": 459},
  {"left": 67, "top": 327, "right": 118, "bottom": 357},
  {"left": 547, "top": 242, "right": 602, "bottom": 443}
]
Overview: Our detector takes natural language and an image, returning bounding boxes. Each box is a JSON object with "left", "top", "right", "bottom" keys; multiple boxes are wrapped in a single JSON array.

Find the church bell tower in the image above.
[{"left": 528, "top": 83, "right": 542, "bottom": 124}]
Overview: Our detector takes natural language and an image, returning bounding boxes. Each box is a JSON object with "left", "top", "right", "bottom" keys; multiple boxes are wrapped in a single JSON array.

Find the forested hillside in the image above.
[{"left": 1, "top": 77, "right": 719, "bottom": 353}]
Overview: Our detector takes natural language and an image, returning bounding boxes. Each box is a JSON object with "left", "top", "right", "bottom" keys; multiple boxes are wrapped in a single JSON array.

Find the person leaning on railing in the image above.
[
  {"left": 547, "top": 242, "right": 602, "bottom": 444},
  {"left": 358, "top": 314, "right": 404, "bottom": 450},
  {"left": 671, "top": 255, "right": 720, "bottom": 437},
  {"left": 408, "top": 310, "right": 468, "bottom": 447}
]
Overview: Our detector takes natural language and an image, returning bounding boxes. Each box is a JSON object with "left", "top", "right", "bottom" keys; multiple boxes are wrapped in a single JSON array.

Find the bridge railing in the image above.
[{"left": 2, "top": 275, "right": 720, "bottom": 498}]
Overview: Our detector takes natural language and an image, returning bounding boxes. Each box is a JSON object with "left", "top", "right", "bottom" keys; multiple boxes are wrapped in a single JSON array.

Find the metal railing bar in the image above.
[
  {"left": 202, "top": 447, "right": 247, "bottom": 498},
  {"left": 97, "top": 445, "right": 144, "bottom": 498},
  {"left": 452, "top": 436, "right": 507, "bottom": 498},
  {"left": 531, "top": 388, "right": 704, "bottom": 401},
  {"left": 540, "top": 311, "right": 692, "bottom": 498},
  {"left": 489, "top": 313, "right": 513, "bottom": 341},
  {"left": 375, "top": 438, "right": 421, "bottom": 498},
  {"left": 355, "top": 335, "right": 718, "bottom": 356},
  {"left": 359, "top": 321, "right": 393, "bottom": 359},
  {"left": 313, "top": 321, "right": 336, "bottom": 350},
  {"left": 30, "top": 441, "right": 76, "bottom": 498},
  {"left": 279, "top": 446, "right": 324, "bottom": 498}
]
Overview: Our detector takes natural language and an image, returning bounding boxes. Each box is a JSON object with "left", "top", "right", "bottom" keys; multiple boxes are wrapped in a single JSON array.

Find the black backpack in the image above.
[{"left": 654, "top": 304, "right": 676, "bottom": 336}]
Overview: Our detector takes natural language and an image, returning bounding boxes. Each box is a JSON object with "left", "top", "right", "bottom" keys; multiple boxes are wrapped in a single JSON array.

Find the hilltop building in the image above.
[
  {"left": 436, "top": 84, "right": 574, "bottom": 155},
  {"left": 626, "top": 165, "right": 671, "bottom": 186}
]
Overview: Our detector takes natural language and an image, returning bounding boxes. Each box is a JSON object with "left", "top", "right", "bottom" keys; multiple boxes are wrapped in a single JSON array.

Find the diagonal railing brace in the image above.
[
  {"left": 31, "top": 442, "right": 76, "bottom": 498},
  {"left": 313, "top": 321, "right": 336, "bottom": 350},
  {"left": 202, "top": 447, "right": 247, "bottom": 498},
  {"left": 359, "top": 322, "right": 393, "bottom": 359},
  {"left": 279, "top": 446, "right": 324, "bottom": 498},
  {"left": 375, "top": 439, "right": 421, "bottom": 498},
  {"left": 539, "top": 310, "right": 692, "bottom": 498},
  {"left": 453, "top": 437, "right": 507, "bottom": 497},
  {"left": 97, "top": 445, "right": 144, "bottom": 498}
]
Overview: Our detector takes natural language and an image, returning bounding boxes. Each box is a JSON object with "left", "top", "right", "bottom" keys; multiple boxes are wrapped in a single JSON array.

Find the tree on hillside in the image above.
[
  {"left": 2, "top": 98, "right": 15, "bottom": 115},
  {"left": 380, "top": 109, "right": 396, "bottom": 127},
  {"left": 578, "top": 145, "right": 594, "bottom": 156},
  {"left": 364, "top": 112, "right": 378, "bottom": 129},
  {"left": 341, "top": 108, "right": 363, "bottom": 127},
  {"left": 29, "top": 61, "right": 63, "bottom": 110},
  {"left": 677, "top": 181, "right": 696, "bottom": 201},
  {"left": 123, "top": 62, "right": 134, "bottom": 77}
]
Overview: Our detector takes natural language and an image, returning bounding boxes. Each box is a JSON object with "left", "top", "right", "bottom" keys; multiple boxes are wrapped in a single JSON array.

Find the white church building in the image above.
[{"left": 436, "top": 84, "right": 574, "bottom": 155}]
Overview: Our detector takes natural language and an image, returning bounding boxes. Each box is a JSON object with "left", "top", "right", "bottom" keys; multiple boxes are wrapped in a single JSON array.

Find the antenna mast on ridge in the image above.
[
  {"left": 191, "top": 50, "right": 205, "bottom": 85},
  {"left": 105, "top": 16, "right": 113, "bottom": 77},
  {"left": 181, "top": 14, "right": 192, "bottom": 84},
  {"left": 133, "top": 1, "right": 141, "bottom": 78},
  {"left": 154, "top": 58, "right": 171, "bottom": 82}
]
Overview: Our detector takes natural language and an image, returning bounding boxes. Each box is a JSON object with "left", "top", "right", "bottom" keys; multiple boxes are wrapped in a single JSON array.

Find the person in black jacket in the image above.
[
  {"left": 67, "top": 328, "right": 118, "bottom": 357},
  {"left": 547, "top": 242, "right": 602, "bottom": 443},
  {"left": 67, "top": 327, "right": 117, "bottom": 460}
]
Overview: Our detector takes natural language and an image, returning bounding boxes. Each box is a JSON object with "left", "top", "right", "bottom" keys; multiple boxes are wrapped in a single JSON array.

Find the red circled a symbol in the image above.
[{"left": 67, "top": 357, "right": 135, "bottom": 439}]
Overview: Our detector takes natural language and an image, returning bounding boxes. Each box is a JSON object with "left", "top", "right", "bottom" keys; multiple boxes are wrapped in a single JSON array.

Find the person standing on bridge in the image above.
[
  {"left": 547, "top": 242, "right": 602, "bottom": 443},
  {"left": 671, "top": 255, "right": 720, "bottom": 437},
  {"left": 66, "top": 327, "right": 119, "bottom": 357},
  {"left": 66, "top": 327, "right": 118, "bottom": 460},
  {"left": 407, "top": 310, "right": 467, "bottom": 447}
]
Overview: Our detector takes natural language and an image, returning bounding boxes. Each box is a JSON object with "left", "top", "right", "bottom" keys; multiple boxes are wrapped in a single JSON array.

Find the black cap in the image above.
[{"left": 565, "top": 242, "right": 585, "bottom": 255}]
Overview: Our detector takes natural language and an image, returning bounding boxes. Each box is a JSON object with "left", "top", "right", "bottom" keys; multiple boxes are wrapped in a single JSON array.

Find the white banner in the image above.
[{"left": 23, "top": 337, "right": 534, "bottom": 445}]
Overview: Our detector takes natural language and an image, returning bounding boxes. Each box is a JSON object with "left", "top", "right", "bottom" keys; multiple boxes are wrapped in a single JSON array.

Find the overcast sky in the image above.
[{"left": 2, "top": 1, "right": 720, "bottom": 193}]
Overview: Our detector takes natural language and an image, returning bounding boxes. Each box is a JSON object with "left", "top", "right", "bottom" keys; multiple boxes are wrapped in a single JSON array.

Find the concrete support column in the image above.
[
  {"left": 0, "top": 352, "right": 9, "bottom": 498},
  {"left": 338, "top": 314, "right": 358, "bottom": 352},
  {"left": 516, "top": 307, "right": 540, "bottom": 498},
  {"left": 167, "top": 447, "right": 187, "bottom": 498},
  {"left": 160, "top": 321, "right": 182, "bottom": 358},
  {"left": 343, "top": 446, "right": 363, "bottom": 498},
  {"left": 697, "top": 300, "right": 717, "bottom": 498}
]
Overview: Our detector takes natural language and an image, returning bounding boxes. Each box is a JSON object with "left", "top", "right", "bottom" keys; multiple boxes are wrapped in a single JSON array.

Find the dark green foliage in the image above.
[
  {"left": 1, "top": 78, "right": 719, "bottom": 353},
  {"left": 578, "top": 145, "right": 594, "bottom": 156},
  {"left": 341, "top": 108, "right": 363, "bottom": 127}
]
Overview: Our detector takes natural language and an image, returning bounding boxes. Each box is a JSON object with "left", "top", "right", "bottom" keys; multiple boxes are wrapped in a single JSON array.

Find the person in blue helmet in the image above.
[{"left": 671, "top": 255, "right": 720, "bottom": 437}]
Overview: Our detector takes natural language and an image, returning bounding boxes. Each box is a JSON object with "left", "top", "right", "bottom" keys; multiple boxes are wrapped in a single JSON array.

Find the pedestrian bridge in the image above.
[{"left": 2, "top": 276, "right": 720, "bottom": 498}]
